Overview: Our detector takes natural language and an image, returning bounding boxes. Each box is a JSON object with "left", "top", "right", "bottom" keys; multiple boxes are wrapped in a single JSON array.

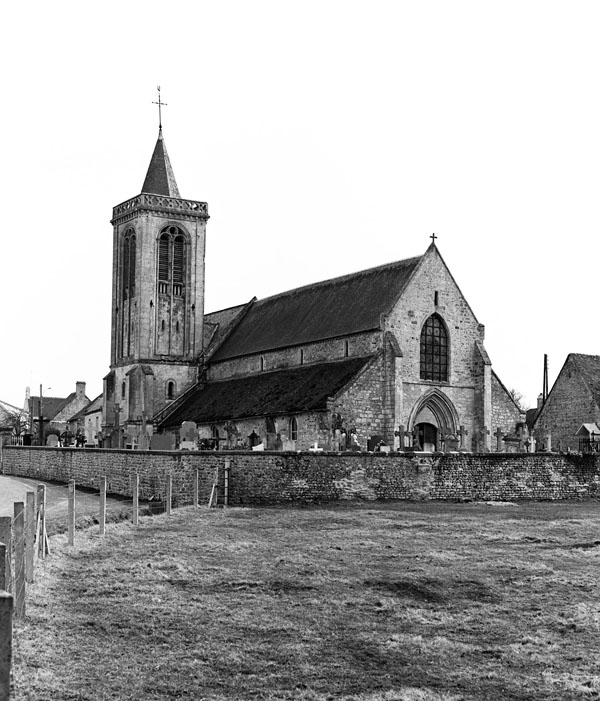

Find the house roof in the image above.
[
  {"left": 570, "top": 354, "right": 600, "bottom": 407},
  {"left": 209, "top": 255, "right": 423, "bottom": 362},
  {"left": 575, "top": 423, "right": 600, "bottom": 437},
  {"left": 30, "top": 395, "right": 73, "bottom": 421},
  {"left": 84, "top": 394, "right": 104, "bottom": 415},
  {"left": 159, "top": 356, "right": 373, "bottom": 429},
  {"left": 141, "top": 130, "right": 180, "bottom": 198}
]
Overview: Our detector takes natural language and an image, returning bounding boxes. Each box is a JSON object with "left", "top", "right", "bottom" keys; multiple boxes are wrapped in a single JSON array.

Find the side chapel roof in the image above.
[
  {"left": 141, "top": 130, "right": 181, "bottom": 198},
  {"left": 208, "top": 254, "right": 423, "bottom": 362},
  {"left": 159, "top": 357, "right": 372, "bottom": 429}
]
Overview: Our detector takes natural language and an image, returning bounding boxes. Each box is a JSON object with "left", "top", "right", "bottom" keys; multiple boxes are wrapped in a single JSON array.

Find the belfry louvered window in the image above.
[
  {"left": 420, "top": 314, "right": 448, "bottom": 382},
  {"left": 122, "top": 229, "right": 136, "bottom": 300},
  {"left": 158, "top": 226, "right": 186, "bottom": 296}
]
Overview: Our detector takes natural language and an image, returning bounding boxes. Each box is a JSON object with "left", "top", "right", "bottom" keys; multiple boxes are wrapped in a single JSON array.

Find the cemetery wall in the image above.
[{"left": 2, "top": 446, "right": 600, "bottom": 505}]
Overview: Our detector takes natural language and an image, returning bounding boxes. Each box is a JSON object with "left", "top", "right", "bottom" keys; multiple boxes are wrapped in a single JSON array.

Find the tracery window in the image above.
[
  {"left": 158, "top": 226, "right": 186, "bottom": 296},
  {"left": 420, "top": 314, "right": 448, "bottom": 382},
  {"left": 122, "top": 229, "right": 136, "bottom": 300}
]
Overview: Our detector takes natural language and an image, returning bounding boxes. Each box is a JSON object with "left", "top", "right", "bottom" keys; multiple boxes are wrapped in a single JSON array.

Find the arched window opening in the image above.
[
  {"left": 167, "top": 381, "right": 175, "bottom": 400},
  {"left": 161, "top": 319, "right": 166, "bottom": 331},
  {"left": 122, "top": 229, "right": 136, "bottom": 300},
  {"left": 289, "top": 417, "right": 298, "bottom": 442},
  {"left": 344, "top": 340, "right": 349, "bottom": 358},
  {"left": 157, "top": 226, "right": 186, "bottom": 297},
  {"left": 121, "top": 382, "right": 126, "bottom": 400},
  {"left": 420, "top": 314, "right": 448, "bottom": 382}
]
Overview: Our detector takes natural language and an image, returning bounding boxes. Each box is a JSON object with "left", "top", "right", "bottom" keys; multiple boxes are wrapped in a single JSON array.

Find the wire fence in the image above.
[{"left": 0, "top": 461, "right": 231, "bottom": 698}]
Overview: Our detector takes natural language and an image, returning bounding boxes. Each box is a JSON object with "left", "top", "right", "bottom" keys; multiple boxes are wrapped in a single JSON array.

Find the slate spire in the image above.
[{"left": 141, "top": 128, "right": 181, "bottom": 198}]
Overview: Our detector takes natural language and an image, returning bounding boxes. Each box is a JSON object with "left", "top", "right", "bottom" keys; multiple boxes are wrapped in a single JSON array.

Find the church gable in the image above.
[{"left": 385, "top": 244, "right": 485, "bottom": 386}]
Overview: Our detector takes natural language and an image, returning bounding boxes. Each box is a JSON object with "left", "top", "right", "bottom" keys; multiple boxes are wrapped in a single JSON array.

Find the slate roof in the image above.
[
  {"left": 209, "top": 255, "right": 423, "bottom": 362},
  {"left": 570, "top": 354, "right": 600, "bottom": 407},
  {"left": 141, "top": 130, "right": 180, "bottom": 198},
  {"left": 30, "top": 395, "right": 73, "bottom": 421},
  {"left": 159, "top": 357, "right": 373, "bottom": 429}
]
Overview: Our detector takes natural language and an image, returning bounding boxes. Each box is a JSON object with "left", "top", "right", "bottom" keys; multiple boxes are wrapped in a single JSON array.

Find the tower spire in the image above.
[{"left": 142, "top": 87, "right": 180, "bottom": 197}]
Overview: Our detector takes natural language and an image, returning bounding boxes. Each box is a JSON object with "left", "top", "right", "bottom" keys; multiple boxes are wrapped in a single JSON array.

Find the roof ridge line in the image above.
[{"left": 255, "top": 255, "right": 424, "bottom": 304}]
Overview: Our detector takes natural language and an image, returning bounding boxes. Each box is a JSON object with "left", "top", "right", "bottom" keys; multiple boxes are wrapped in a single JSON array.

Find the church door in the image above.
[{"left": 416, "top": 422, "right": 438, "bottom": 452}]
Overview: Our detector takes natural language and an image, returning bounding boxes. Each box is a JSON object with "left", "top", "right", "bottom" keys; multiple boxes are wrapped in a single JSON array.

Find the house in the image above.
[
  {"left": 533, "top": 354, "right": 600, "bottom": 452},
  {"left": 27, "top": 382, "right": 91, "bottom": 444}
]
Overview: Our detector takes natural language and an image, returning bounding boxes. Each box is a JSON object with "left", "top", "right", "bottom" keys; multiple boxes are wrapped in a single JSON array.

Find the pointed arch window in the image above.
[
  {"left": 420, "top": 314, "right": 448, "bottom": 382},
  {"left": 289, "top": 417, "right": 298, "bottom": 442},
  {"left": 158, "top": 226, "right": 187, "bottom": 296},
  {"left": 122, "top": 229, "right": 136, "bottom": 300}
]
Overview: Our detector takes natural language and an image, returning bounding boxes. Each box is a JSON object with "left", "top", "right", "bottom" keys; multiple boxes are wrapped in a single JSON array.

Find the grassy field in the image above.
[{"left": 10, "top": 500, "right": 600, "bottom": 700}]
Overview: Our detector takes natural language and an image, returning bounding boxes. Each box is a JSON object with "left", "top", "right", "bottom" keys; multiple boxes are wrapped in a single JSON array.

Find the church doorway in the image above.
[
  {"left": 408, "top": 389, "right": 459, "bottom": 453},
  {"left": 415, "top": 422, "right": 438, "bottom": 452}
]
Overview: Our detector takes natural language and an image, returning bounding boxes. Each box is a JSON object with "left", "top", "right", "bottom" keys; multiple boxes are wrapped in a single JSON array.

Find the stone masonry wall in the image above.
[
  {"left": 3, "top": 446, "right": 599, "bottom": 506},
  {"left": 208, "top": 332, "right": 381, "bottom": 382},
  {"left": 533, "top": 359, "right": 600, "bottom": 452}
]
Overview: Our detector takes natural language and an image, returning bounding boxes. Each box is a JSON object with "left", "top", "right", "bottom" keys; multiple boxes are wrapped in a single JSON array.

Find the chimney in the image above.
[
  {"left": 537, "top": 393, "right": 544, "bottom": 410},
  {"left": 76, "top": 381, "right": 86, "bottom": 398}
]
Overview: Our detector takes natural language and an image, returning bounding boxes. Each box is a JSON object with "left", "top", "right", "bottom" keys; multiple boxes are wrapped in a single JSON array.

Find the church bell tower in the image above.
[{"left": 103, "top": 124, "right": 209, "bottom": 447}]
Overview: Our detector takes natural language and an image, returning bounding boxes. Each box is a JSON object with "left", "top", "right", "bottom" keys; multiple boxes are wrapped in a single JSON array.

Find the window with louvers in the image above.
[
  {"left": 158, "top": 227, "right": 186, "bottom": 296},
  {"left": 420, "top": 314, "right": 448, "bottom": 382}
]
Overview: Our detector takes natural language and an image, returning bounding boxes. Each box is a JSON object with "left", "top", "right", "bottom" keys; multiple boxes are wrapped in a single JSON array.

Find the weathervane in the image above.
[{"left": 153, "top": 86, "right": 167, "bottom": 133}]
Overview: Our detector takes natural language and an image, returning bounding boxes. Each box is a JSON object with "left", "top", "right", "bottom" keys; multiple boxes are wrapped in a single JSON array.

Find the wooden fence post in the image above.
[
  {"left": 99, "top": 476, "right": 106, "bottom": 536},
  {"left": 0, "top": 592, "right": 13, "bottom": 701},
  {"left": 133, "top": 473, "right": 139, "bottom": 527},
  {"left": 224, "top": 458, "right": 230, "bottom": 507},
  {"left": 193, "top": 468, "right": 199, "bottom": 509},
  {"left": 25, "top": 491, "right": 35, "bottom": 583},
  {"left": 37, "top": 484, "right": 48, "bottom": 559},
  {"left": 0, "top": 545, "right": 5, "bottom": 592},
  {"left": 0, "top": 519, "right": 11, "bottom": 594},
  {"left": 68, "top": 480, "right": 76, "bottom": 547},
  {"left": 166, "top": 474, "right": 172, "bottom": 516},
  {"left": 13, "top": 502, "right": 25, "bottom": 619}
]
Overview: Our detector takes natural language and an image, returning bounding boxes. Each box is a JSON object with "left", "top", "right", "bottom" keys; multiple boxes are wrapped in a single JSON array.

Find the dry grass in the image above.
[{"left": 10, "top": 501, "right": 600, "bottom": 700}]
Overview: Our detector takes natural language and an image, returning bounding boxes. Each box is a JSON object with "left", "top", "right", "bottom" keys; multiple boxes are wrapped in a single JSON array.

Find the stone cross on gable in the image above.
[{"left": 494, "top": 427, "right": 504, "bottom": 452}]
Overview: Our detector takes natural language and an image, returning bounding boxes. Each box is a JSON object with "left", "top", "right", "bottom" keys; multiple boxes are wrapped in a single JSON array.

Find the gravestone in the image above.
[
  {"left": 46, "top": 434, "right": 59, "bottom": 447},
  {"left": 367, "top": 435, "right": 385, "bottom": 452},
  {"left": 150, "top": 433, "right": 175, "bottom": 451},
  {"left": 179, "top": 421, "right": 197, "bottom": 450}
]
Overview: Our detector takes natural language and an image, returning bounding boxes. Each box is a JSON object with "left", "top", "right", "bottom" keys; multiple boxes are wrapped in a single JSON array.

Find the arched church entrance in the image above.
[{"left": 409, "top": 390, "right": 459, "bottom": 452}]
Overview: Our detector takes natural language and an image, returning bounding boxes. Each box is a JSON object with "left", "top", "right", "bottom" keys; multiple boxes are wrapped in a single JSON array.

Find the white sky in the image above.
[{"left": 1, "top": 1, "right": 598, "bottom": 409}]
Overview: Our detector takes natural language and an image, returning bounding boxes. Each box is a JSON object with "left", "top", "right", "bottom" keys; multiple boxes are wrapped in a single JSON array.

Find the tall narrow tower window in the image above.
[
  {"left": 122, "top": 229, "right": 136, "bottom": 300},
  {"left": 420, "top": 314, "right": 448, "bottom": 382},
  {"left": 158, "top": 226, "right": 187, "bottom": 296}
]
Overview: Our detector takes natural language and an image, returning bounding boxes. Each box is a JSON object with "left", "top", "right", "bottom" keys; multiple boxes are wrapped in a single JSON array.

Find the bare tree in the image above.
[
  {"left": 508, "top": 388, "right": 528, "bottom": 412},
  {"left": 0, "top": 406, "right": 29, "bottom": 436}
]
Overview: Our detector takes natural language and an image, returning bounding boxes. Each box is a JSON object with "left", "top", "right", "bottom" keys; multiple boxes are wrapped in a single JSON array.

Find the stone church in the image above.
[{"left": 102, "top": 129, "right": 523, "bottom": 452}]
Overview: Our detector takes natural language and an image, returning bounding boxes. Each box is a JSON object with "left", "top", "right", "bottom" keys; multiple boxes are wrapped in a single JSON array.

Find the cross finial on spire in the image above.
[
  {"left": 152, "top": 86, "right": 167, "bottom": 133},
  {"left": 430, "top": 233, "right": 437, "bottom": 243}
]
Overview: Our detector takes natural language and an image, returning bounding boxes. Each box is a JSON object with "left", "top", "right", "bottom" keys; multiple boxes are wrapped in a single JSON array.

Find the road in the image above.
[{"left": 0, "top": 475, "right": 133, "bottom": 524}]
